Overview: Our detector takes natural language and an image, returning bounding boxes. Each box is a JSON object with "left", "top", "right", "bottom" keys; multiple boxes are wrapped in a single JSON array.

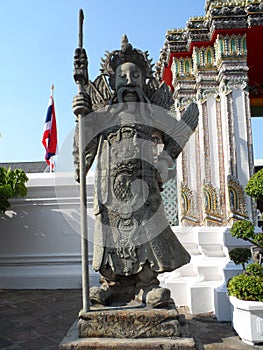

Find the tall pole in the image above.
[
  {"left": 73, "top": 9, "right": 90, "bottom": 312},
  {"left": 50, "top": 84, "right": 55, "bottom": 174}
]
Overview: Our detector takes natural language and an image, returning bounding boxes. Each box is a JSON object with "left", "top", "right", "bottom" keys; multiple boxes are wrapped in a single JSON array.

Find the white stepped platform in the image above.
[{"left": 160, "top": 226, "right": 251, "bottom": 316}]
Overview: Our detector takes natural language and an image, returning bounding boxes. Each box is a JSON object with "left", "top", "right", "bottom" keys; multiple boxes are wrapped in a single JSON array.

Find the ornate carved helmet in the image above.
[{"left": 100, "top": 35, "right": 154, "bottom": 90}]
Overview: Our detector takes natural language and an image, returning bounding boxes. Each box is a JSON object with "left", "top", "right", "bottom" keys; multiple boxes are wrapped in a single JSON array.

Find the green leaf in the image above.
[
  {"left": 228, "top": 274, "right": 263, "bottom": 301},
  {"left": 0, "top": 167, "right": 28, "bottom": 213},
  {"left": 230, "top": 220, "right": 255, "bottom": 241}
]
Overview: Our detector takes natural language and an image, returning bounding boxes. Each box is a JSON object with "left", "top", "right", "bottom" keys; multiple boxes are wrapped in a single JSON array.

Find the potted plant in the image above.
[
  {"left": 227, "top": 219, "right": 263, "bottom": 345},
  {"left": 0, "top": 167, "right": 28, "bottom": 213},
  {"left": 227, "top": 263, "right": 263, "bottom": 345},
  {"left": 227, "top": 169, "right": 263, "bottom": 345}
]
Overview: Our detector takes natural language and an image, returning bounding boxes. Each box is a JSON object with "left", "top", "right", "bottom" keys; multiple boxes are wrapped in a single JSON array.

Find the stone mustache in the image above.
[{"left": 72, "top": 35, "right": 199, "bottom": 308}]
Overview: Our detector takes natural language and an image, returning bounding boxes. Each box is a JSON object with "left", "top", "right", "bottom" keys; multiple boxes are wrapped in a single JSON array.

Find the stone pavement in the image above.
[{"left": 0, "top": 289, "right": 263, "bottom": 350}]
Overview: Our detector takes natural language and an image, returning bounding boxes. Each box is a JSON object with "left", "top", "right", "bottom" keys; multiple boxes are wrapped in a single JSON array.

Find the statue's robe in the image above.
[{"left": 73, "top": 102, "right": 198, "bottom": 277}]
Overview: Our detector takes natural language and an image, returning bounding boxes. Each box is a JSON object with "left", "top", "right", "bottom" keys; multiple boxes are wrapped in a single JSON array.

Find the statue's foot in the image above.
[
  {"left": 90, "top": 282, "right": 136, "bottom": 307},
  {"left": 146, "top": 287, "right": 173, "bottom": 308},
  {"left": 89, "top": 286, "right": 110, "bottom": 306},
  {"left": 136, "top": 286, "right": 174, "bottom": 308}
]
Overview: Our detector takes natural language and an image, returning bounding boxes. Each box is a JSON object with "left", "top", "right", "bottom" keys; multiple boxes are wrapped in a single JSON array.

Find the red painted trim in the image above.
[
  {"left": 162, "top": 26, "right": 263, "bottom": 102},
  {"left": 168, "top": 28, "right": 248, "bottom": 61}
]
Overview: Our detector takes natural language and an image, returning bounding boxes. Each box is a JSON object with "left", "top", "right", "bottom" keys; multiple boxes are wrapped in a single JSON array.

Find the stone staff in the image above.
[{"left": 73, "top": 9, "right": 90, "bottom": 312}]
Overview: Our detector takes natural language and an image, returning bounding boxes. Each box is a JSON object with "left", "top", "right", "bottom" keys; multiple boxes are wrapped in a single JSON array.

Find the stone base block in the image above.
[
  {"left": 78, "top": 307, "right": 183, "bottom": 338},
  {"left": 59, "top": 321, "right": 196, "bottom": 350}
]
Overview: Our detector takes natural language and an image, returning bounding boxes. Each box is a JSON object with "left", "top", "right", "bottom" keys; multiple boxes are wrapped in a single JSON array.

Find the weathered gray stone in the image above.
[
  {"left": 78, "top": 308, "right": 181, "bottom": 338},
  {"left": 72, "top": 35, "right": 199, "bottom": 308},
  {"left": 60, "top": 320, "right": 196, "bottom": 350}
]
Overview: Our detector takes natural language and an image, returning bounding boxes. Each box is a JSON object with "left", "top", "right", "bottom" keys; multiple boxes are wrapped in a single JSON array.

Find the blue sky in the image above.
[{"left": 0, "top": 0, "right": 262, "bottom": 164}]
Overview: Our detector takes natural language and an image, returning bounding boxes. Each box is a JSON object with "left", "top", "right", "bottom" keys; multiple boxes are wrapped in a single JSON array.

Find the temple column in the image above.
[
  {"left": 216, "top": 34, "right": 254, "bottom": 223},
  {"left": 171, "top": 56, "right": 200, "bottom": 225}
]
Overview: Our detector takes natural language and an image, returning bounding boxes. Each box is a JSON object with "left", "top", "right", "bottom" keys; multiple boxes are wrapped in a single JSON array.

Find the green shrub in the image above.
[
  {"left": 229, "top": 248, "right": 251, "bottom": 270},
  {"left": 228, "top": 274, "right": 263, "bottom": 301},
  {"left": 228, "top": 170, "right": 263, "bottom": 302},
  {"left": 245, "top": 263, "right": 263, "bottom": 277},
  {"left": 0, "top": 167, "right": 28, "bottom": 213},
  {"left": 230, "top": 220, "right": 255, "bottom": 241},
  {"left": 245, "top": 169, "right": 263, "bottom": 200},
  {"left": 254, "top": 233, "right": 263, "bottom": 247}
]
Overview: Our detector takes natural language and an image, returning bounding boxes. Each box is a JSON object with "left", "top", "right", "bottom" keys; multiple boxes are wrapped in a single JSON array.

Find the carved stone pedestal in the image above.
[
  {"left": 79, "top": 308, "right": 181, "bottom": 338},
  {"left": 59, "top": 307, "right": 196, "bottom": 349}
]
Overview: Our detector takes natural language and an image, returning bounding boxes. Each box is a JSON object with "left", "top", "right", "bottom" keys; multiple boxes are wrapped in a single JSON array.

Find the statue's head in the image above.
[{"left": 100, "top": 35, "right": 154, "bottom": 102}]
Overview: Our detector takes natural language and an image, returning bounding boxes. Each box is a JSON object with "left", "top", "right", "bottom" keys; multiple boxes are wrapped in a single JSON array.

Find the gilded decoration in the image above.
[
  {"left": 156, "top": 0, "right": 258, "bottom": 227},
  {"left": 193, "top": 47, "right": 216, "bottom": 71},
  {"left": 203, "top": 183, "right": 222, "bottom": 224},
  {"left": 180, "top": 183, "right": 199, "bottom": 224},
  {"left": 172, "top": 57, "right": 194, "bottom": 78},
  {"left": 227, "top": 176, "right": 249, "bottom": 222},
  {"left": 157, "top": 0, "right": 261, "bottom": 70},
  {"left": 215, "top": 34, "right": 247, "bottom": 64}
]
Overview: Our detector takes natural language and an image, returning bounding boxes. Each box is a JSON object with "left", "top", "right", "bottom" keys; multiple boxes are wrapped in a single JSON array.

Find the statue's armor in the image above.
[{"left": 91, "top": 109, "right": 191, "bottom": 276}]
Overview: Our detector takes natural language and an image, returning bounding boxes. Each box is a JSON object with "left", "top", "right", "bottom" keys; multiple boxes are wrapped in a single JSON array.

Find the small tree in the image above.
[
  {"left": 230, "top": 220, "right": 263, "bottom": 265},
  {"left": 229, "top": 247, "right": 251, "bottom": 270},
  {"left": 245, "top": 169, "right": 263, "bottom": 201},
  {"left": 0, "top": 167, "right": 28, "bottom": 213},
  {"left": 228, "top": 168, "right": 263, "bottom": 301}
]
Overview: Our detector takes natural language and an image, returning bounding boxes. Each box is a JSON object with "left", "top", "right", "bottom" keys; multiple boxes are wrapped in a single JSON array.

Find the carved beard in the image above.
[
  {"left": 117, "top": 87, "right": 146, "bottom": 103},
  {"left": 109, "top": 86, "right": 153, "bottom": 121}
]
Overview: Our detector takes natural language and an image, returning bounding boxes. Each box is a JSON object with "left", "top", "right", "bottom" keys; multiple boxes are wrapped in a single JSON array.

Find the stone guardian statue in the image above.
[{"left": 72, "top": 35, "right": 199, "bottom": 308}]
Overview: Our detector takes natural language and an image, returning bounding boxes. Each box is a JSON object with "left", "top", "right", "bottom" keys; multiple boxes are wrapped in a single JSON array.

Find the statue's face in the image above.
[{"left": 115, "top": 62, "right": 143, "bottom": 102}]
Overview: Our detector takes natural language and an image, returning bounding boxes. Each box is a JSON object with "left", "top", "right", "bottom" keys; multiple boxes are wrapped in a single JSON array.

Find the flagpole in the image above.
[
  {"left": 50, "top": 84, "right": 54, "bottom": 173},
  {"left": 73, "top": 9, "right": 90, "bottom": 312}
]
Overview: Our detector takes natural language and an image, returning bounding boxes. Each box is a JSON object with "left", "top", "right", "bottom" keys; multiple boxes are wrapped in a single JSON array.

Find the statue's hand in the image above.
[
  {"left": 72, "top": 92, "right": 91, "bottom": 117},
  {"left": 155, "top": 151, "right": 174, "bottom": 186},
  {"left": 155, "top": 158, "right": 169, "bottom": 184},
  {"left": 73, "top": 48, "right": 88, "bottom": 85}
]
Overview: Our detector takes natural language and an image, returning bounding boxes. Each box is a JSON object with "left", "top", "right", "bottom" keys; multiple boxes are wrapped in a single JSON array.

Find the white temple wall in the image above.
[{"left": 0, "top": 172, "right": 99, "bottom": 289}]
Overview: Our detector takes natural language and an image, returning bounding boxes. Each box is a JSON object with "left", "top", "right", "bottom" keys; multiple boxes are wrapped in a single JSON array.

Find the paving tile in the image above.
[
  {"left": 19, "top": 336, "right": 57, "bottom": 350},
  {"left": 1, "top": 289, "right": 262, "bottom": 350},
  {"left": 8, "top": 329, "right": 39, "bottom": 343},
  {"left": 0, "top": 336, "right": 13, "bottom": 348},
  {"left": 1, "top": 344, "right": 22, "bottom": 350}
]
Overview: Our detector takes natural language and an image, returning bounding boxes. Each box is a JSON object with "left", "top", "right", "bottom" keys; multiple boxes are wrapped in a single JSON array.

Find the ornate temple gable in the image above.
[
  {"left": 193, "top": 46, "right": 216, "bottom": 71},
  {"left": 215, "top": 33, "right": 249, "bottom": 92},
  {"left": 205, "top": 0, "right": 263, "bottom": 27},
  {"left": 203, "top": 183, "right": 223, "bottom": 225},
  {"left": 158, "top": 0, "right": 259, "bottom": 227},
  {"left": 186, "top": 16, "right": 210, "bottom": 44},
  {"left": 180, "top": 183, "right": 200, "bottom": 225},
  {"left": 215, "top": 33, "right": 247, "bottom": 62},
  {"left": 227, "top": 175, "right": 249, "bottom": 223},
  {"left": 157, "top": 0, "right": 263, "bottom": 105},
  {"left": 206, "top": 1, "right": 248, "bottom": 31},
  {"left": 216, "top": 39, "right": 249, "bottom": 95},
  {"left": 172, "top": 57, "right": 194, "bottom": 78},
  {"left": 171, "top": 57, "right": 197, "bottom": 109},
  {"left": 165, "top": 29, "right": 188, "bottom": 54}
]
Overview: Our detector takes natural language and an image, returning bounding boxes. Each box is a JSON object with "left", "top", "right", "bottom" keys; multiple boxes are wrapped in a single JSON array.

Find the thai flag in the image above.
[{"left": 42, "top": 94, "right": 58, "bottom": 167}]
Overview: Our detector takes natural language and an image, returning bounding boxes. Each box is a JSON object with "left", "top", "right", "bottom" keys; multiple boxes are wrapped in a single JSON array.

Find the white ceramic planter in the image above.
[{"left": 229, "top": 295, "right": 263, "bottom": 346}]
